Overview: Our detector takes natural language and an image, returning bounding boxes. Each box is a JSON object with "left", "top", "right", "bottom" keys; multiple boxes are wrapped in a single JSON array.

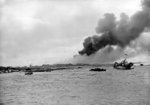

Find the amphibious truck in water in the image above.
[{"left": 114, "top": 59, "right": 134, "bottom": 70}]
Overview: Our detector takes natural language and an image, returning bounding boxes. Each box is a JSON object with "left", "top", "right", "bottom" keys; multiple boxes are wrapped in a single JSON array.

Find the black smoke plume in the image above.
[{"left": 79, "top": 0, "right": 150, "bottom": 56}]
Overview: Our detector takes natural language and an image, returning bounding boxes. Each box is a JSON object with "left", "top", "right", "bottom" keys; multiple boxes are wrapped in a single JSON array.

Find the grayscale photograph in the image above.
[{"left": 0, "top": 0, "right": 150, "bottom": 105}]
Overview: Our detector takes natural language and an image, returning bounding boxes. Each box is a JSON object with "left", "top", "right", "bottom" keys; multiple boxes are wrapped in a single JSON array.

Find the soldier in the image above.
[{"left": 121, "top": 59, "right": 127, "bottom": 66}]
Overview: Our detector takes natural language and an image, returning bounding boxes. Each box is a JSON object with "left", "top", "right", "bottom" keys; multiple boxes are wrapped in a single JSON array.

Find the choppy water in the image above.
[{"left": 0, "top": 66, "right": 150, "bottom": 105}]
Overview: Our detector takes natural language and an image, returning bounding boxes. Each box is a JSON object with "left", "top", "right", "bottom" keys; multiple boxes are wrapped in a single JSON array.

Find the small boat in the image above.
[
  {"left": 90, "top": 68, "right": 106, "bottom": 72},
  {"left": 25, "top": 68, "right": 33, "bottom": 75},
  {"left": 25, "top": 71, "right": 33, "bottom": 75}
]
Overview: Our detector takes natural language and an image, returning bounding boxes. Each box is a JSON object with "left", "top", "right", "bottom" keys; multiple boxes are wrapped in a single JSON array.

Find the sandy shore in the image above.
[{"left": 0, "top": 66, "right": 150, "bottom": 105}]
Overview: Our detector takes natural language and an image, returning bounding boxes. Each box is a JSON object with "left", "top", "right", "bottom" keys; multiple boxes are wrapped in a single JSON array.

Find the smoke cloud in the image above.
[
  {"left": 79, "top": 0, "right": 150, "bottom": 56},
  {"left": 73, "top": 46, "right": 124, "bottom": 64}
]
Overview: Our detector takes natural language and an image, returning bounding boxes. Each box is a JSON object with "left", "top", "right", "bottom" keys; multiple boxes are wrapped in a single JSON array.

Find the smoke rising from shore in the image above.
[{"left": 79, "top": 0, "right": 150, "bottom": 56}]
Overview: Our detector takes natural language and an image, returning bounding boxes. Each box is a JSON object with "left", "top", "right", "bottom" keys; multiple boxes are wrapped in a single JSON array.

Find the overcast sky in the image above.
[{"left": 0, "top": 0, "right": 142, "bottom": 66}]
